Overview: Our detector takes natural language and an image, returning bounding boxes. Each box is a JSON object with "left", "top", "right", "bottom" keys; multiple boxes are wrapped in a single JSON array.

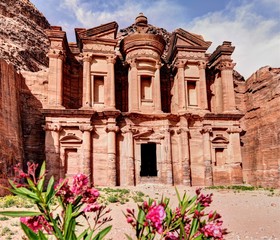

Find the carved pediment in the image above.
[
  {"left": 211, "top": 136, "right": 229, "bottom": 144},
  {"left": 76, "top": 22, "right": 118, "bottom": 41},
  {"left": 167, "top": 28, "right": 212, "bottom": 62},
  {"left": 60, "top": 134, "right": 82, "bottom": 144}
]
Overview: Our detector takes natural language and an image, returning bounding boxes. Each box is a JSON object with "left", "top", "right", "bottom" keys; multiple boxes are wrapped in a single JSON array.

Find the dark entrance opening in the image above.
[{"left": 140, "top": 143, "right": 157, "bottom": 176}]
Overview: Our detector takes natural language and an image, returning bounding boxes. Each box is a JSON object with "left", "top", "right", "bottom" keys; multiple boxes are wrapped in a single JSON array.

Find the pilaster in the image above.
[
  {"left": 198, "top": 61, "right": 208, "bottom": 110},
  {"left": 106, "top": 55, "right": 116, "bottom": 109},
  {"left": 176, "top": 60, "right": 187, "bottom": 112},
  {"left": 79, "top": 125, "right": 93, "bottom": 183},
  {"left": 177, "top": 125, "right": 191, "bottom": 186},
  {"left": 121, "top": 125, "right": 136, "bottom": 185},
  {"left": 160, "top": 126, "right": 173, "bottom": 185},
  {"left": 81, "top": 53, "right": 92, "bottom": 108},
  {"left": 105, "top": 118, "right": 119, "bottom": 186},
  {"left": 200, "top": 126, "right": 213, "bottom": 186},
  {"left": 43, "top": 123, "right": 62, "bottom": 180},
  {"left": 47, "top": 50, "right": 65, "bottom": 108},
  {"left": 217, "top": 61, "right": 236, "bottom": 112},
  {"left": 128, "top": 59, "right": 139, "bottom": 112},
  {"left": 154, "top": 61, "right": 162, "bottom": 113}
]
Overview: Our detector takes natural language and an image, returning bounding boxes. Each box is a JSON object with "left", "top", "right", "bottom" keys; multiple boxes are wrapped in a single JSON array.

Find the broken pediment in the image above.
[
  {"left": 167, "top": 28, "right": 212, "bottom": 61},
  {"left": 75, "top": 22, "right": 118, "bottom": 42}
]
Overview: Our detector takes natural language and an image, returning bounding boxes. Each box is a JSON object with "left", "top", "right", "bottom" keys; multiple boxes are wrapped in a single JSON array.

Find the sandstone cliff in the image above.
[
  {"left": 0, "top": 60, "right": 24, "bottom": 195},
  {"left": 0, "top": 0, "right": 50, "bottom": 71},
  {"left": 235, "top": 66, "right": 280, "bottom": 188}
]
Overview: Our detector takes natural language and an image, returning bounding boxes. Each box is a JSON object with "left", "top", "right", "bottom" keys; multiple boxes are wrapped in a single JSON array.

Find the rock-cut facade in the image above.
[{"left": 42, "top": 14, "right": 244, "bottom": 186}]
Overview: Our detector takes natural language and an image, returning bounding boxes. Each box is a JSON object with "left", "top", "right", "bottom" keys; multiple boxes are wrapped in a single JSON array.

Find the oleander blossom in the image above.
[
  {"left": 146, "top": 201, "right": 166, "bottom": 234},
  {"left": 71, "top": 173, "right": 89, "bottom": 195},
  {"left": 20, "top": 216, "right": 52, "bottom": 234},
  {"left": 201, "top": 222, "right": 224, "bottom": 239}
]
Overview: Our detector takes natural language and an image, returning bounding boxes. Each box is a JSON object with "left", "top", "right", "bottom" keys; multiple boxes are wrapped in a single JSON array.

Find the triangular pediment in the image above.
[
  {"left": 174, "top": 28, "right": 212, "bottom": 49},
  {"left": 76, "top": 22, "right": 118, "bottom": 40},
  {"left": 167, "top": 28, "right": 212, "bottom": 61}
]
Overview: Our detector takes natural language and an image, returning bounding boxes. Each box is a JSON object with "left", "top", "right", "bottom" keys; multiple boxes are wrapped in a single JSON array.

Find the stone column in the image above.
[
  {"left": 198, "top": 61, "right": 208, "bottom": 110},
  {"left": 227, "top": 126, "right": 243, "bottom": 183},
  {"left": 106, "top": 55, "right": 116, "bottom": 109},
  {"left": 43, "top": 123, "right": 62, "bottom": 180},
  {"left": 128, "top": 59, "right": 139, "bottom": 112},
  {"left": 215, "top": 72, "right": 223, "bottom": 113},
  {"left": 160, "top": 126, "right": 173, "bottom": 185},
  {"left": 47, "top": 50, "right": 65, "bottom": 108},
  {"left": 122, "top": 125, "right": 135, "bottom": 185},
  {"left": 177, "top": 122, "right": 191, "bottom": 186},
  {"left": 79, "top": 125, "right": 93, "bottom": 183},
  {"left": 176, "top": 60, "right": 187, "bottom": 111},
  {"left": 200, "top": 126, "right": 213, "bottom": 186},
  {"left": 217, "top": 61, "right": 236, "bottom": 112},
  {"left": 106, "top": 118, "right": 119, "bottom": 186},
  {"left": 154, "top": 61, "right": 162, "bottom": 113},
  {"left": 82, "top": 53, "right": 92, "bottom": 108}
]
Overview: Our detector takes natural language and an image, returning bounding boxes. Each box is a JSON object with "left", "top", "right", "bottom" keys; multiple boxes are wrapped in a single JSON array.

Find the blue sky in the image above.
[{"left": 31, "top": 0, "right": 280, "bottom": 79}]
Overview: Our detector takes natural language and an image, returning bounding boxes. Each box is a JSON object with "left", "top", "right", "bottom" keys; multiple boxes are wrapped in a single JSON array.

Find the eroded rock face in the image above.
[
  {"left": 235, "top": 67, "right": 280, "bottom": 188},
  {"left": 0, "top": 60, "right": 24, "bottom": 195},
  {"left": 0, "top": 0, "right": 50, "bottom": 71}
]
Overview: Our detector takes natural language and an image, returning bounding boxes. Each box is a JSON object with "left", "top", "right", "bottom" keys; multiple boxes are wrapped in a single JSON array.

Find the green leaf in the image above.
[
  {"left": 46, "top": 176, "right": 55, "bottom": 204},
  {"left": 92, "top": 226, "right": 112, "bottom": 240},
  {"left": 38, "top": 230, "right": 49, "bottom": 240},
  {"left": 124, "top": 233, "right": 134, "bottom": 240},
  {"left": 77, "top": 228, "right": 89, "bottom": 240},
  {"left": 39, "top": 162, "right": 46, "bottom": 179},
  {"left": 0, "top": 211, "right": 41, "bottom": 217},
  {"left": 21, "top": 222, "right": 39, "bottom": 240},
  {"left": 9, "top": 186, "right": 40, "bottom": 201}
]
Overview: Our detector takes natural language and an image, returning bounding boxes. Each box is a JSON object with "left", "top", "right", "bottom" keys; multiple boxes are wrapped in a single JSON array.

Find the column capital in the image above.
[
  {"left": 200, "top": 126, "right": 212, "bottom": 134},
  {"left": 217, "top": 60, "right": 236, "bottom": 71},
  {"left": 106, "top": 125, "right": 119, "bottom": 133},
  {"left": 43, "top": 123, "right": 62, "bottom": 132},
  {"left": 226, "top": 126, "right": 242, "bottom": 134},
  {"left": 106, "top": 55, "right": 116, "bottom": 64},
  {"left": 121, "top": 125, "right": 138, "bottom": 134},
  {"left": 127, "top": 58, "right": 137, "bottom": 68},
  {"left": 177, "top": 127, "right": 189, "bottom": 134},
  {"left": 79, "top": 125, "right": 93, "bottom": 132},
  {"left": 198, "top": 61, "right": 207, "bottom": 70},
  {"left": 47, "top": 49, "right": 65, "bottom": 60},
  {"left": 82, "top": 53, "right": 93, "bottom": 62},
  {"left": 175, "top": 59, "right": 187, "bottom": 69}
]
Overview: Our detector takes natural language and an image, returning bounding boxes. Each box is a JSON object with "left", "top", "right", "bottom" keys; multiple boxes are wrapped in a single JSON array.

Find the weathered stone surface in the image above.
[
  {"left": 235, "top": 67, "right": 280, "bottom": 188},
  {"left": 0, "top": 59, "right": 23, "bottom": 195},
  {"left": 0, "top": 0, "right": 50, "bottom": 71}
]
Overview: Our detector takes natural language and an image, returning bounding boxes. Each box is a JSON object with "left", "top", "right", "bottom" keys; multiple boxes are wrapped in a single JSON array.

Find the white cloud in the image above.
[{"left": 187, "top": 1, "right": 280, "bottom": 79}]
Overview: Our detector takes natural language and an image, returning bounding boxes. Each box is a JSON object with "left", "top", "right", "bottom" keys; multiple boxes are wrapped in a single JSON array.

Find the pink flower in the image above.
[
  {"left": 20, "top": 216, "right": 52, "bottom": 234},
  {"left": 82, "top": 187, "right": 99, "bottom": 203},
  {"left": 55, "top": 178, "right": 74, "bottom": 204},
  {"left": 146, "top": 202, "right": 166, "bottom": 234},
  {"left": 201, "top": 222, "right": 224, "bottom": 239},
  {"left": 83, "top": 203, "right": 101, "bottom": 212},
  {"left": 71, "top": 174, "right": 89, "bottom": 195}
]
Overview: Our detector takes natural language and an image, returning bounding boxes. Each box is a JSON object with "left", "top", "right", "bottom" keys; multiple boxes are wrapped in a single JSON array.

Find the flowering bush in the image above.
[
  {"left": 0, "top": 161, "right": 226, "bottom": 240},
  {"left": 124, "top": 188, "right": 226, "bottom": 240},
  {"left": 0, "top": 162, "right": 112, "bottom": 240}
]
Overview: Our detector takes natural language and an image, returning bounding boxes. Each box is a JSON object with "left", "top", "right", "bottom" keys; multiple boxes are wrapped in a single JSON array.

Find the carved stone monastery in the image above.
[{"left": 40, "top": 13, "right": 245, "bottom": 186}]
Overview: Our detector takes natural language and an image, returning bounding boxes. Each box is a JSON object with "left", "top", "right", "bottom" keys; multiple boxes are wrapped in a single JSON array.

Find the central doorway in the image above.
[{"left": 140, "top": 143, "right": 157, "bottom": 177}]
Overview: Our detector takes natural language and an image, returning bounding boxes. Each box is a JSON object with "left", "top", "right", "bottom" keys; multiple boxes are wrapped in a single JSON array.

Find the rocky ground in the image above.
[{"left": 0, "top": 185, "right": 279, "bottom": 240}]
